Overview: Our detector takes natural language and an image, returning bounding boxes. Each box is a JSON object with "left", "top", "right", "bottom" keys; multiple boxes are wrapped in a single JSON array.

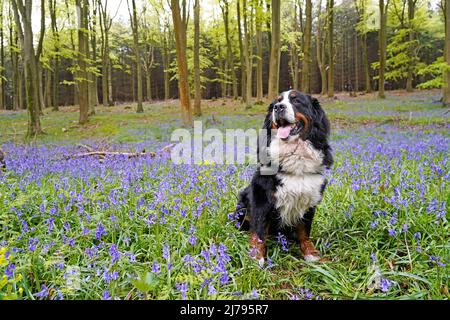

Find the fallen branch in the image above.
[
  {"left": 65, "top": 143, "right": 176, "bottom": 160},
  {"left": 68, "top": 151, "right": 153, "bottom": 159}
]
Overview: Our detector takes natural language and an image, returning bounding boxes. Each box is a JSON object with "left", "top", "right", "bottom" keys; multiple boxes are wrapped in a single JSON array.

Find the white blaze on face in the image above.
[{"left": 272, "top": 90, "right": 296, "bottom": 125}]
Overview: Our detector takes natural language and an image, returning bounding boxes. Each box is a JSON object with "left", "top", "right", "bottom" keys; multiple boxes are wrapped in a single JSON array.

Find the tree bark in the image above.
[
  {"left": 171, "top": 0, "right": 192, "bottom": 127},
  {"left": 128, "top": 0, "right": 143, "bottom": 113},
  {"left": 237, "top": 0, "right": 246, "bottom": 100},
  {"left": 444, "top": 0, "right": 450, "bottom": 105},
  {"left": 0, "top": 0, "right": 4, "bottom": 110},
  {"left": 76, "top": 0, "right": 90, "bottom": 124},
  {"left": 326, "top": 0, "right": 334, "bottom": 98},
  {"left": 268, "top": 0, "right": 281, "bottom": 99},
  {"left": 354, "top": 34, "right": 359, "bottom": 92},
  {"left": 255, "top": 0, "right": 263, "bottom": 102},
  {"left": 316, "top": 0, "right": 327, "bottom": 95},
  {"left": 221, "top": 0, "right": 238, "bottom": 99},
  {"left": 9, "top": 7, "right": 21, "bottom": 110},
  {"left": 11, "top": 0, "right": 43, "bottom": 136},
  {"left": 301, "top": 0, "right": 312, "bottom": 93},
  {"left": 49, "top": 0, "right": 59, "bottom": 110},
  {"left": 406, "top": 0, "right": 416, "bottom": 92},
  {"left": 361, "top": 32, "right": 371, "bottom": 92},
  {"left": 243, "top": 0, "right": 253, "bottom": 107},
  {"left": 193, "top": 0, "right": 201, "bottom": 115},
  {"left": 89, "top": 2, "right": 98, "bottom": 111},
  {"left": 378, "top": 0, "right": 389, "bottom": 99}
]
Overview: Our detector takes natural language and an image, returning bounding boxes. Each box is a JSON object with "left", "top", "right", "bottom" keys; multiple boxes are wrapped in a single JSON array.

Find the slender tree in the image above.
[
  {"left": 406, "top": 0, "right": 418, "bottom": 92},
  {"left": 268, "top": 0, "right": 281, "bottom": 99},
  {"left": 48, "top": 0, "right": 60, "bottom": 110},
  {"left": 0, "top": 0, "right": 4, "bottom": 110},
  {"left": 243, "top": 0, "right": 253, "bottom": 107},
  {"left": 354, "top": 0, "right": 372, "bottom": 93},
  {"left": 76, "top": 0, "right": 90, "bottom": 124},
  {"left": 378, "top": 0, "right": 389, "bottom": 98},
  {"left": 301, "top": 0, "right": 312, "bottom": 93},
  {"left": 9, "top": 6, "right": 22, "bottom": 111},
  {"left": 89, "top": 2, "right": 99, "bottom": 111},
  {"left": 171, "top": 0, "right": 192, "bottom": 127},
  {"left": 316, "top": 0, "right": 327, "bottom": 95},
  {"left": 326, "top": 0, "right": 334, "bottom": 98},
  {"left": 444, "top": 0, "right": 450, "bottom": 105},
  {"left": 193, "top": 0, "right": 201, "bottom": 115},
  {"left": 237, "top": 0, "right": 246, "bottom": 100},
  {"left": 255, "top": 0, "right": 264, "bottom": 102},
  {"left": 11, "top": 0, "right": 44, "bottom": 136},
  {"left": 220, "top": 0, "right": 238, "bottom": 99},
  {"left": 128, "top": 0, "right": 143, "bottom": 113}
]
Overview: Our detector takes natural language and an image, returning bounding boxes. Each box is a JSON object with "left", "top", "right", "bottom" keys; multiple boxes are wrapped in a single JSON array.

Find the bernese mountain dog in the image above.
[{"left": 235, "top": 90, "right": 333, "bottom": 265}]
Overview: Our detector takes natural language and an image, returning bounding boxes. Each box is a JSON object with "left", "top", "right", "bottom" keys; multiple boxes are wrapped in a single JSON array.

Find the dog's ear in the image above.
[
  {"left": 258, "top": 103, "right": 274, "bottom": 165},
  {"left": 309, "top": 96, "right": 330, "bottom": 137},
  {"left": 263, "top": 103, "right": 274, "bottom": 129},
  {"left": 308, "top": 96, "right": 333, "bottom": 168}
]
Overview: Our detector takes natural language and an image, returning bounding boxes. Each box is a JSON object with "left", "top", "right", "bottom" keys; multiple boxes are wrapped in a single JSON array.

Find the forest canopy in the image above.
[{"left": 0, "top": 0, "right": 447, "bottom": 133}]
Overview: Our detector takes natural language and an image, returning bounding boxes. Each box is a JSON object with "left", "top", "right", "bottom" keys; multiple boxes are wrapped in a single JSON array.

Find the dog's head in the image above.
[{"left": 264, "top": 90, "right": 330, "bottom": 142}]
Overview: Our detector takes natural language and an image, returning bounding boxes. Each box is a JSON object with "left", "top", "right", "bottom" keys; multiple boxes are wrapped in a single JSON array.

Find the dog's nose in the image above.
[{"left": 274, "top": 103, "right": 286, "bottom": 111}]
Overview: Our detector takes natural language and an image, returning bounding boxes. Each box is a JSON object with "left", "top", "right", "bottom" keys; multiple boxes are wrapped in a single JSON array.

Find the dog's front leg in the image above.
[
  {"left": 249, "top": 223, "right": 269, "bottom": 267},
  {"left": 248, "top": 180, "right": 274, "bottom": 267},
  {"left": 296, "top": 207, "right": 321, "bottom": 262}
]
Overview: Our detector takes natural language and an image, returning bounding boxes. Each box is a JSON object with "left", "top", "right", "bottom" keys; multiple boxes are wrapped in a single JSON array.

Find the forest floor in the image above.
[{"left": 0, "top": 89, "right": 449, "bottom": 299}]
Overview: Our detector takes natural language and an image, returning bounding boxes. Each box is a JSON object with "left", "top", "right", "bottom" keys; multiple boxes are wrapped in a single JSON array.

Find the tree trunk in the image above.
[
  {"left": 243, "top": 0, "right": 253, "bottom": 107},
  {"left": 163, "top": 29, "right": 170, "bottom": 100},
  {"left": 326, "top": 0, "right": 334, "bottom": 98},
  {"left": 406, "top": 0, "right": 416, "bottom": 92},
  {"left": 378, "top": 0, "right": 388, "bottom": 99},
  {"left": 171, "top": 0, "right": 192, "bottom": 127},
  {"left": 45, "top": 67, "right": 52, "bottom": 107},
  {"left": 290, "top": 1, "right": 299, "bottom": 90},
  {"left": 354, "top": 33, "right": 359, "bottom": 92},
  {"left": 361, "top": 32, "right": 371, "bottom": 92},
  {"left": 222, "top": 0, "right": 238, "bottom": 99},
  {"left": 11, "top": 0, "right": 43, "bottom": 136},
  {"left": 89, "top": 2, "right": 98, "bottom": 111},
  {"left": 268, "top": 0, "right": 281, "bottom": 99},
  {"left": 301, "top": 0, "right": 312, "bottom": 93},
  {"left": 146, "top": 69, "right": 152, "bottom": 101},
  {"left": 108, "top": 62, "right": 113, "bottom": 105},
  {"left": 76, "top": 0, "right": 90, "bottom": 124},
  {"left": 0, "top": 0, "right": 4, "bottom": 110},
  {"left": 129, "top": 0, "right": 143, "bottom": 113},
  {"left": 316, "top": 0, "right": 327, "bottom": 95},
  {"left": 193, "top": 0, "right": 201, "bottom": 115},
  {"left": 255, "top": 0, "right": 263, "bottom": 102},
  {"left": 444, "top": 0, "right": 450, "bottom": 105},
  {"left": 237, "top": 0, "right": 246, "bottom": 100}
]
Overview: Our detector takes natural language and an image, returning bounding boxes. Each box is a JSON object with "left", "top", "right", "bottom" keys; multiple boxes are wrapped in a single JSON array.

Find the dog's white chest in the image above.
[{"left": 275, "top": 173, "right": 325, "bottom": 226}]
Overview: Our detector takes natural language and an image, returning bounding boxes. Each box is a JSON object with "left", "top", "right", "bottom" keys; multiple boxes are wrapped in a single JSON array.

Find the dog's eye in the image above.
[{"left": 277, "top": 96, "right": 282, "bottom": 102}]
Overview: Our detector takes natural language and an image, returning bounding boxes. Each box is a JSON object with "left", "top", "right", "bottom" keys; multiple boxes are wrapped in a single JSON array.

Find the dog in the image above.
[{"left": 235, "top": 90, "right": 333, "bottom": 265}]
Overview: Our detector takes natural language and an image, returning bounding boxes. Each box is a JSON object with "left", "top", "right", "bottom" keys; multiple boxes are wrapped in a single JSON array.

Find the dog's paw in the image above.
[{"left": 303, "top": 254, "right": 321, "bottom": 263}]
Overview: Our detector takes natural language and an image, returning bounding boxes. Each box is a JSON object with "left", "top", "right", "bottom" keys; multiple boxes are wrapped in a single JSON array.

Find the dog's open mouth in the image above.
[{"left": 274, "top": 120, "right": 302, "bottom": 140}]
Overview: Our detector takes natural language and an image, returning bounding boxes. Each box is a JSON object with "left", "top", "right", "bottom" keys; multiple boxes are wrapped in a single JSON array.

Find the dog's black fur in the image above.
[{"left": 235, "top": 90, "right": 333, "bottom": 251}]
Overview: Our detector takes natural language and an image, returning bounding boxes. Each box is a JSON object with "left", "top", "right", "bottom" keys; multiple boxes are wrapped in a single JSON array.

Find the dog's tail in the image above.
[{"left": 231, "top": 187, "right": 250, "bottom": 231}]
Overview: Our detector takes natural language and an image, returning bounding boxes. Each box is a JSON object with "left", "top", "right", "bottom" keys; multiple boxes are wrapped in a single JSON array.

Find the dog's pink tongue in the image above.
[{"left": 276, "top": 126, "right": 291, "bottom": 139}]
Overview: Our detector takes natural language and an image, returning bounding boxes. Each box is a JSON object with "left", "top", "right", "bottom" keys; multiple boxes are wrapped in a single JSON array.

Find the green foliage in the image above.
[{"left": 417, "top": 57, "right": 450, "bottom": 89}]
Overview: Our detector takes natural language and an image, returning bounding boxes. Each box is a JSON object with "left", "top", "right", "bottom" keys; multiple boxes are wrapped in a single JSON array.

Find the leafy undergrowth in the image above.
[{"left": 0, "top": 93, "right": 449, "bottom": 300}]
